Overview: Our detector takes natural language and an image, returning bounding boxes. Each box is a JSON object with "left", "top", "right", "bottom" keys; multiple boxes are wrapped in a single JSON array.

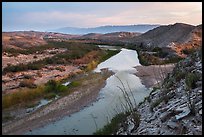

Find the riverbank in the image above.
[
  {"left": 2, "top": 71, "right": 113, "bottom": 135},
  {"left": 134, "top": 64, "right": 175, "bottom": 88}
]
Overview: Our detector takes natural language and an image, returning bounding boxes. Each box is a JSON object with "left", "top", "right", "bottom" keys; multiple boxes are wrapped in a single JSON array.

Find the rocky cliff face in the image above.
[{"left": 116, "top": 49, "right": 202, "bottom": 135}]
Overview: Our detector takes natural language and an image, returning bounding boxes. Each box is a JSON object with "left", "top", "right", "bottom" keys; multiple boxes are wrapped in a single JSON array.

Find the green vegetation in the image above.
[
  {"left": 152, "top": 47, "right": 168, "bottom": 58},
  {"left": 3, "top": 85, "right": 46, "bottom": 109},
  {"left": 181, "top": 48, "right": 196, "bottom": 55},
  {"left": 137, "top": 51, "right": 150, "bottom": 66},
  {"left": 125, "top": 44, "right": 183, "bottom": 66},
  {"left": 2, "top": 114, "right": 14, "bottom": 123},
  {"left": 137, "top": 50, "right": 183, "bottom": 66},
  {"left": 150, "top": 97, "right": 164, "bottom": 112},
  {"left": 85, "top": 50, "right": 120, "bottom": 71},
  {"left": 175, "top": 71, "right": 186, "bottom": 82},
  {"left": 99, "top": 50, "right": 120, "bottom": 62},
  {"left": 185, "top": 73, "right": 199, "bottom": 89},
  {"left": 93, "top": 112, "right": 129, "bottom": 135},
  {"left": 2, "top": 79, "right": 70, "bottom": 109},
  {"left": 94, "top": 111, "right": 140, "bottom": 135}
]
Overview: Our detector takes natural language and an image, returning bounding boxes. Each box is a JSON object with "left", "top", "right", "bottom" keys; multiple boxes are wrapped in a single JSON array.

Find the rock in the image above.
[
  {"left": 175, "top": 107, "right": 191, "bottom": 120},
  {"left": 137, "top": 128, "right": 148, "bottom": 135},
  {"left": 160, "top": 112, "right": 172, "bottom": 122},
  {"left": 167, "top": 121, "right": 179, "bottom": 129},
  {"left": 127, "top": 118, "right": 135, "bottom": 133},
  {"left": 147, "top": 110, "right": 160, "bottom": 122},
  {"left": 198, "top": 109, "right": 202, "bottom": 115}
]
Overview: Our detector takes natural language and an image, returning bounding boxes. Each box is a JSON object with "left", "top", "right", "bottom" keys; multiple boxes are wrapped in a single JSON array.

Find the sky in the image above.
[{"left": 2, "top": 2, "right": 202, "bottom": 31}]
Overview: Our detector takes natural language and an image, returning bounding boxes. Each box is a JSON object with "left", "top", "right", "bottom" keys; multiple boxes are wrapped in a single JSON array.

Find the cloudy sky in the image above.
[{"left": 2, "top": 2, "right": 202, "bottom": 31}]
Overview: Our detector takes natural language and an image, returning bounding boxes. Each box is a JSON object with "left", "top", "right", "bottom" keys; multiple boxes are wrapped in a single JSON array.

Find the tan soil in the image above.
[
  {"left": 135, "top": 64, "right": 175, "bottom": 88},
  {"left": 2, "top": 48, "right": 66, "bottom": 69}
]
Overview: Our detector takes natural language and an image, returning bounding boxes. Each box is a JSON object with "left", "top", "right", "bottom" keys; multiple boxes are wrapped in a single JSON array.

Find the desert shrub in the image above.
[
  {"left": 182, "top": 48, "right": 196, "bottom": 55},
  {"left": 36, "top": 71, "right": 42, "bottom": 77},
  {"left": 19, "top": 79, "right": 36, "bottom": 88},
  {"left": 49, "top": 51, "right": 57, "bottom": 54},
  {"left": 45, "top": 80, "right": 58, "bottom": 93},
  {"left": 23, "top": 74, "right": 33, "bottom": 79},
  {"left": 152, "top": 47, "right": 162, "bottom": 52},
  {"left": 86, "top": 60, "right": 98, "bottom": 71},
  {"left": 93, "top": 112, "right": 128, "bottom": 135},
  {"left": 45, "top": 79, "right": 68, "bottom": 93},
  {"left": 44, "top": 92, "right": 56, "bottom": 100},
  {"left": 68, "top": 81, "right": 80, "bottom": 88},
  {"left": 185, "top": 73, "right": 199, "bottom": 89},
  {"left": 99, "top": 50, "right": 120, "bottom": 63},
  {"left": 164, "top": 56, "right": 183, "bottom": 64},
  {"left": 137, "top": 52, "right": 149, "bottom": 66},
  {"left": 2, "top": 114, "right": 14, "bottom": 123},
  {"left": 33, "top": 55, "right": 38, "bottom": 59},
  {"left": 2, "top": 85, "right": 45, "bottom": 109},
  {"left": 150, "top": 97, "right": 164, "bottom": 112},
  {"left": 175, "top": 71, "right": 186, "bottom": 81},
  {"left": 55, "top": 67, "right": 65, "bottom": 72}
]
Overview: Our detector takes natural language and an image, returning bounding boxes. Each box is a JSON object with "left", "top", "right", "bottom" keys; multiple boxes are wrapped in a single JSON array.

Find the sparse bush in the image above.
[
  {"left": 175, "top": 71, "right": 186, "bottom": 81},
  {"left": 36, "top": 71, "right": 42, "bottom": 77},
  {"left": 33, "top": 55, "right": 38, "bottom": 59},
  {"left": 19, "top": 79, "right": 36, "bottom": 88},
  {"left": 185, "top": 73, "right": 199, "bottom": 89},
  {"left": 68, "top": 81, "right": 80, "bottom": 88},
  {"left": 150, "top": 97, "right": 163, "bottom": 112},
  {"left": 23, "top": 74, "right": 33, "bottom": 79},
  {"left": 2, "top": 85, "right": 45, "bottom": 109},
  {"left": 55, "top": 67, "right": 65, "bottom": 72},
  {"left": 182, "top": 48, "right": 196, "bottom": 55},
  {"left": 45, "top": 79, "right": 68, "bottom": 93},
  {"left": 44, "top": 92, "right": 56, "bottom": 100},
  {"left": 152, "top": 47, "right": 162, "bottom": 52},
  {"left": 86, "top": 60, "right": 98, "bottom": 71},
  {"left": 93, "top": 112, "right": 128, "bottom": 135},
  {"left": 2, "top": 114, "right": 14, "bottom": 123}
]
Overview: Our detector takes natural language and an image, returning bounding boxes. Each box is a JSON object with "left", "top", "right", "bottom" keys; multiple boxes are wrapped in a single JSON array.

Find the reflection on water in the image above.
[{"left": 26, "top": 48, "right": 150, "bottom": 135}]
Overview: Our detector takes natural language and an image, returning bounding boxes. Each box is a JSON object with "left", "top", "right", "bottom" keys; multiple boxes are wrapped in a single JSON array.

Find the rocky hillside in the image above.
[
  {"left": 171, "top": 24, "right": 202, "bottom": 57},
  {"left": 116, "top": 49, "right": 202, "bottom": 135},
  {"left": 130, "top": 23, "right": 196, "bottom": 48}
]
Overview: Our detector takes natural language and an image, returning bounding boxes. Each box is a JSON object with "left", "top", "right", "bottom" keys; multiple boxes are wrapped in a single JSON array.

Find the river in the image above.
[{"left": 26, "top": 47, "right": 150, "bottom": 135}]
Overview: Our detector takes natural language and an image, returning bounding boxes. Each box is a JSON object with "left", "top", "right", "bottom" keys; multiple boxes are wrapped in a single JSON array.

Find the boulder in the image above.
[
  {"left": 160, "top": 112, "right": 172, "bottom": 122},
  {"left": 175, "top": 107, "right": 191, "bottom": 120},
  {"left": 167, "top": 121, "right": 179, "bottom": 129}
]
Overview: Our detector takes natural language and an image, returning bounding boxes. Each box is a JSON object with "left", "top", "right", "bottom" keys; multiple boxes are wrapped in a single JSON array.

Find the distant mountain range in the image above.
[{"left": 50, "top": 25, "right": 160, "bottom": 34}]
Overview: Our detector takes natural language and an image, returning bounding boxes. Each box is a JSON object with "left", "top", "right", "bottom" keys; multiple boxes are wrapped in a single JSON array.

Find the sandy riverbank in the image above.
[
  {"left": 134, "top": 64, "right": 175, "bottom": 88},
  {"left": 2, "top": 71, "right": 113, "bottom": 135}
]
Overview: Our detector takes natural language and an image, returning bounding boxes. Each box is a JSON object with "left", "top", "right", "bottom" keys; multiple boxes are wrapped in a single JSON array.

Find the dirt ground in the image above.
[
  {"left": 2, "top": 48, "right": 66, "bottom": 69},
  {"left": 134, "top": 64, "right": 175, "bottom": 88},
  {"left": 2, "top": 65, "right": 82, "bottom": 94}
]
